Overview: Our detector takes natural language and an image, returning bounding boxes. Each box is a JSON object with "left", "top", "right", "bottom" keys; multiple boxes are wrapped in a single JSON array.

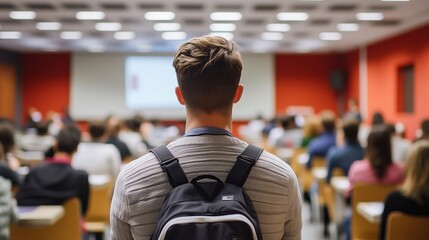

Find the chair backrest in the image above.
[
  {"left": 10, "top": 198, "right": 82, "bottom": 240},
  {"left": 323, "top": 167, "right": 345, "bottom": 221},
  {"left": 386, "top": 212, "right": 429, "bottom": 240},
  {"left": 351, "top": 184, "right": 397, "bottom": 240},
  {"left": 85, "top": 177, "right": 113, "bottom": 224}
]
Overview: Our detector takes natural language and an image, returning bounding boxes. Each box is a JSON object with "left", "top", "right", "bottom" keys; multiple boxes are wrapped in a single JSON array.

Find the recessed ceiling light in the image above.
[
  {"left": 161, "top": 31, "right": 187, "bottom": 40},
  {"left": 0, "top": 31, "right": 22, "bottom": 39},
  {"left": 209, "top": 23, "right": 236, "bottom": 32},
  {"left": 145, "top": 12, "right": 175, "bottom": 21},
  {"left": 36, "top": 22, "right": 62, "bottom": 31},
  {"left": 356, "top": 13, "right": 384, "bottom": 21},
  {"left": 61, "top": 31, "right": 82, "bottom": 40},
  {"left": 266, "top": 23, "right": 291, "bottom": 32},
  {"left": 209, "top": 32, "right": 234, "bottom": 40},
  {"left": 9, "top": 11, "right": 36, "bottom": 20},
  {"left": 114, "top": 31, "right": 136, "bottom": 40},
  {"left": 319, "top": 32, "right": 342, "bottom": 41},
  {"left": 137, "top": 44, "right": 152, "bottom": 52},
  {"left": 210, "top": 12, "right": 242, "bottom": 21},
  {"left": 153, "top": 23, "right": 181, "bottom": 31},
  {"left": 261, "top": 32, "right": 283, "bottom": 41},
  {"left": 88, "top": 45, "right": 104, "bottom": 52},
  {"left": 76, "top": 11, "right": 105, "bottom": 20},
  {"left": 95, "top": 22, "right": 122, "bottom": 31},
  {"left": 277, "top": 12, "right": 309, "bottom": 21},
  {"left": 337, "top": 23, "right": 359, "bottom": 31}
]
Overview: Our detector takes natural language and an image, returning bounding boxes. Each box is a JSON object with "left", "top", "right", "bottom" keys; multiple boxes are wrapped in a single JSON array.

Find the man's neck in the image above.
[
  {"left": 53, "top": 152, "right": 72, "bottom": 160},
  {"left": 185, "top": 110, "right": 232, "bottom": 132}
]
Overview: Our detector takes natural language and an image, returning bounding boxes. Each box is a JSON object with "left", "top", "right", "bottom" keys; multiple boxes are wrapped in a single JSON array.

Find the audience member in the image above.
[
  {"left": 300, "top": 116, "right": 320, "bottom": 148},
  {"left": 371, "top": 111, "right": 385, "bottom": 126},
  {"left": 326, "top": 120, "right": 364, "bottom": 183},
  {"left": 19, "top": 121, "right": 55, "bottom": 153},
  {"left": 110, "top": 36, "right": 302, "bottom": 240},
  {"left": 105, "top": 115, "right": 132, "bottom": 163},
  {"left": 380, "top": 140, "right": 429, "bottom": 240},
  {"left": 16, "top": 125, "right": 90, "bottom": 215},
  {"left": 0, "top": 176, "right": 18, "bottom": 240},
  {"left": 415, "top": 119, "right": 429, "bottom": 142},
  {"left": 73, "top": 121, "right": 121, "bottom": 182},
  {"left": 387, "top": 123, "right": 411, "bottom": 164},
  {"left": 119, "top": 117, "right": 148, "bottom": 158},
  {"left": 306, "top": 110, "right": 336, "bottom": 169},
  {"left": 276, "top": 115, "right": 303, "bottom": 148},
  {"left": 0, "top": 123, "right": 21, "bottom": 187}
]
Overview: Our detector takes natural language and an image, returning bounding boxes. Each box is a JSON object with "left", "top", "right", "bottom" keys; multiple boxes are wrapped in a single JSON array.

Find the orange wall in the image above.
[
  {"left": 22, "top": 53, "right": 70, "bottom": 124},
  {"left": 345, "top": 49, "right": 360, "bottom": 103},
  {"left": 275, "top": 54, "right": 345, "bottom": 116},
  {"left": 367, "top": 24, "right": 429, "bottom": 139}
]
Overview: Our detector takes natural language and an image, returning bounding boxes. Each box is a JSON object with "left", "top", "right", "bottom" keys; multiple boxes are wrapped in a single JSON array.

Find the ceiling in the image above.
[{"left": 0, "top": 0, "right": 428, "bottom": 53}]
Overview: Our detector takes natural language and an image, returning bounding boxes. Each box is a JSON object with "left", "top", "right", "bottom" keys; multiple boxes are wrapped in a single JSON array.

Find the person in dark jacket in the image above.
[{"left": 16, "top": 124, "right": 90, "bottom": 216}]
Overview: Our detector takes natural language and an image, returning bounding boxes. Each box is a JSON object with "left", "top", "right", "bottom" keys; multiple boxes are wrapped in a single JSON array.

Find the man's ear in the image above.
[
  {"left": 233, "top": 84, "right": 244, "bottom": 104},
  {"left": 175, "top": 86, "right": 186, "bottom": 105}
]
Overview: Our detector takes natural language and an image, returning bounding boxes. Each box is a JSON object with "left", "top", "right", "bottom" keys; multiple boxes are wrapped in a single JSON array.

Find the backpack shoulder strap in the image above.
[
  {"left": 225, "top": 144, "right": 264, "bottom": 187},
  {"left": 150, "top": 146, "right": 188, "bottom": 188}
]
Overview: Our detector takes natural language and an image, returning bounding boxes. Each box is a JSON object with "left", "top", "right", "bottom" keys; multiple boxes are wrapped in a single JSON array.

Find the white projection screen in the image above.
[{"left": 71, "top": 53, "right": 275, "bottom": 120}]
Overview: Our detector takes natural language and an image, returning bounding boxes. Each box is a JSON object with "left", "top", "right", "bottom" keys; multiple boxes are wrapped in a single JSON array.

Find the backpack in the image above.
[{"left": 150, "top": 144, "right": 264, "bottom": 240}]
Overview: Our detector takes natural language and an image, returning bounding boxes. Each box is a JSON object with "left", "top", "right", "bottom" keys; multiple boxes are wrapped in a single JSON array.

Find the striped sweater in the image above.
[{"left": 110, "top": 135, "right": 302, "bottom": 240}]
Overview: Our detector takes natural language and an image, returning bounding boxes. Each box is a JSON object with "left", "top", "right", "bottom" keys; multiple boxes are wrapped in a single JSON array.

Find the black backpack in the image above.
[{"left": 150, "top": 144, "right": 264, "bottom": 240}]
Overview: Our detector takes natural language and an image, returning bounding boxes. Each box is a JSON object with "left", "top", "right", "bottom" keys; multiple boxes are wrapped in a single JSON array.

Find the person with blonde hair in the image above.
[
  {"left": 380, "top": 140, "right": 429, "bottom": 240},
  {"left": 111, "top": 36, "right": 302, "bottom": 240}
]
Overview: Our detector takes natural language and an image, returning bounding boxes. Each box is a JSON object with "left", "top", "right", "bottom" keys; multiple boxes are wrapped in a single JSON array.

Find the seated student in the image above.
[
  {"left": 0, "top": 176, "right": 18, "bottom": 240},
  {"left": 19, "top": 121, "right": 55, "bottom": 153},
  {"left": 300, "top": 115, "right": 320, "bottom": 148},
  {"left": 105, "top": 115, "right": 132, "bottom": 163},
  {"left": 16, "top": 125, "right": 90, "bottom": 216},
  {"left": 326, "top": 120, "right": 364, "bottom": 183},
  {"left": 387, "top": 123, "right": 411, "bottom": 164},
  {"left": 73, "top": 121, "right": 121, "bottom": 182},
  {"left": 380, "top": 140, "right": 429, "bottom": 240},
  {"left": 0, "top": 123, "right": 21, "bottom": 188},
  {"left": 306, "top": 110, "right": 336, "bottom": 169},
  {"left": 415, "top": 119, "right": 429, "bottom": 142},
  {"left": 276, "top": 115, "right": 303, "bottom": 148}
]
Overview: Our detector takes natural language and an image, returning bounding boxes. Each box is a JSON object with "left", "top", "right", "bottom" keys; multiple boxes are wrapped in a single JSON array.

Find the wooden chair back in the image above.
[{"left": 386, "top": 212, "right": 429, "bottom": 240}]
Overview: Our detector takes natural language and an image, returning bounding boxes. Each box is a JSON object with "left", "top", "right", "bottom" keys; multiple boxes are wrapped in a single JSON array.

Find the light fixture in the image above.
[
  {"left": 209, "top": 32, "right": 234, "bottom": 40},
  {"left": 9, "top": 11, "right": 36, "bottom": 20},
  {"left": 114, "top": 31, "right": 136, "bottom": 40},
  {"left": 137, "top": 44, "right": 152, "bottom": 52},
  {"left": 95, "top": 22, "right": 122, "bottom": 31},
  {"left": 76, "top": 11, "right": 105, "bottom": 20},
  {"left": 209, "top": 23, "right": 236, "bottom": 32},
  {"left": 319, "top": 32, "right": 342, "bottom": 41},
  {"left": 145, "top": 12, "right": 175, "bottom": 21},
  {"left": 153, "top": 23, "right": 181, "bottom": 31},
  {"left": 277, "top": 12, "right": 309, "bottom": 21},
  {"left": 36, "top": 22, "right": 62, "bottom": 31},
  {"left": 161, "top": 31, "right": 187, "bottom": 40},
  {"left": 210, "top": 12, "right": 242, "bottom": 21},
  {"left": 0, "top": 31, "right": 22, "bottom": 39},
  {"left": 88, "top": 45, "right": 104, "bottom": 52},
  {"left": 356, "top": 13, "right": 384, "bottom": 21},
  {"left": 337, "top": 23, "right": 359, "bottom": 31},
  {"left": 261, "top": 32, "right": 283, "bottom": 41},
  {"left": 266, "top": 23, "right": 291, "bottom": 32},
  {"left": 61, "top": 31, "right": 82, "bottom": 39}
]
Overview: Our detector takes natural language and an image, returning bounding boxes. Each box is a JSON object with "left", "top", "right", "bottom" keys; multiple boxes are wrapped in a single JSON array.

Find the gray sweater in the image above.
[
  {"left": 110, "top": 135, "right": 302, "bottom": 240},
  {"left": 0, "top": 176, "right": 17, "bottom": 240}
]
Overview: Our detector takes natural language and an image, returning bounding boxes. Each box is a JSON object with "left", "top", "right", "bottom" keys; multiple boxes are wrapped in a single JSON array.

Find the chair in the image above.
[
  {"left": 10, "top": 198, "right": 82, "bottom": 240},
  {"left": 351, "top": 184, "right": 397, "bottom": 240},
  {"left": 85, "top": 176, "right": 113, "bottom": 239},
  {"left": 386, "top": 212, "right": 429, "bottom": 240},
  {"left": 323, "top": 168, "right": 345, "bottom": 221}
]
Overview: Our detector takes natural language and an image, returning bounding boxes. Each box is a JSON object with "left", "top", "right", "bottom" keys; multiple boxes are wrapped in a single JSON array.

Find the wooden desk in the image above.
[
  {"left": 357, "top": 202, "right": 384, "bottom": 224},
  {"left": 17, "top": 205, "right": 64, "bottom": 227}
]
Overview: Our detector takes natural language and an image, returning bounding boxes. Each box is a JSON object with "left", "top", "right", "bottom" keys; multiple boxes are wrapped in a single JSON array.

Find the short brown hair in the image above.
[{"left": 173, "top": 36, "right": 243, "bottom": 114}]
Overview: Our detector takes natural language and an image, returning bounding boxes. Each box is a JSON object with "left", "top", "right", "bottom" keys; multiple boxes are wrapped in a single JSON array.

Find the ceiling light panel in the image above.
[
  {"left": 95, "top": 22, "right": 122, "bottom": 31},
  {"left": 60, "top": 31, "right": 82, "bottom": 39},
  {"left": 153, "top": 23, "right": 181, "bottom": 31},
  {"left": 9, "top": 11, "right": 36, "bottom": 20},
  {"left": 0, "top": 31, "right": 22, "bottom": 39},
  {"left": 277, "top": 12, "right": 309, "bottom": 21},
  {"left": 261, "top": 32, "right": 283, "bottom": 40},
  {"left": 114, "top": 31, "right": 136, "bottom": 40},
  {"left": 266, "top": 23, "right": 291, "bottom": 32},
  {"left": 161, "top": 31, "right": 187, "bottom": 40},
  {"left": 145, "top": 12, "right": 175, "bottom": 21},
  {"left": 319, "top": 32, "right": 342, "bottom": 40},
  {"left": 356, "top": 13, "right": 384, "bottom": 21},
  {"left": 337, "top": 23, "right": 359, "bottom": 31},
  {"left": 210, "top": 12, "right": 242, "bottom": 21},
  {"left": 209, "top": 32, "right": 234, "bottom": 40},
  {"left": 76, "top": 11, "right": 105, "bottom": 20},
  {"left": 209, "top": 23, "right": 236, "bottom": 32},
  {"left": 36, "top": 22, "right": 62, "bottom": 31}
]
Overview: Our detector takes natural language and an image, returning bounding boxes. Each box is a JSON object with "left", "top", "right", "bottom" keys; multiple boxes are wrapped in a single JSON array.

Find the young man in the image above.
[
  {"left": 110, "top": 36, "right": 302, "bottom": 240},
  {"left": 16, "top": 124, "right": 90, "bottom": 216}
]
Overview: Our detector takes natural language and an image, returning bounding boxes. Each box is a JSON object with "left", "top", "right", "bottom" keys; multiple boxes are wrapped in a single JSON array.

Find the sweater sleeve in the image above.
[{"left": 78, "top": 171, "right": 90, "bottom": 216}]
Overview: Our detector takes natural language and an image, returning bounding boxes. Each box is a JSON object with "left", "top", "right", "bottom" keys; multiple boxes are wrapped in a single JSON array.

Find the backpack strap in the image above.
[
  {"left": 225, "top": 144, "right": 263, "bottom": 187},
  {"left": 150, "top": 146, "right": 188, "bottom": 188}
]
